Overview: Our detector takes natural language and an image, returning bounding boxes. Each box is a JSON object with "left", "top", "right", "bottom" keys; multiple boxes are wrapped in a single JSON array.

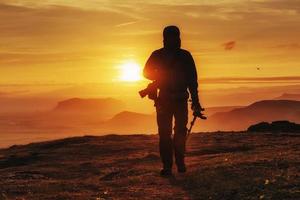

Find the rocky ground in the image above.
[{"left": 0, "top": 132, "right": 299, "bottom": 200}]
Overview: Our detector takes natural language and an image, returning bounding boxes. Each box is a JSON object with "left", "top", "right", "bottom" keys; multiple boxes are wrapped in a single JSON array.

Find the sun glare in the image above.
[{"left": 119, "top": 61, "right": 142, "bottom": 82}]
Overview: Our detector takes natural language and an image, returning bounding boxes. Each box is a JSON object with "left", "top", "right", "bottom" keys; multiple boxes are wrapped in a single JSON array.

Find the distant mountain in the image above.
[
  {"left": 203, "top": 106, "right": 243, "bottom": 116},
  {"left": 102, "top": 101, "right": 300, "bottom": 133},
  {"left": 45, "top": 98, "right": 300, "bottom": 133},
  {"left": 274, "top": 93, "right": 300, "bottom": 101},
  {"left": 45, "top": 98, "right": 127, "bottom": 124},
  {"left": 108, "top": 111, "right": 153, "bottom": 124},
  {"left": 203, "top": 100, "right": 300, "bottom": 131},
  {"left": 103, "top": 106, "right": 244, "bottom": 134},
  {"left": 54, "top": 98, "right": 125, "bottom": 115},
  {"left": 104, "top": 111, "right": 156, "bottom": 134}
]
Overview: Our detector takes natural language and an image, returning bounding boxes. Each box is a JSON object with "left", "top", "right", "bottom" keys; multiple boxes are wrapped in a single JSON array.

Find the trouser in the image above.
[{"left": 156, "top": 99, "right": 188, "bottom": 169}]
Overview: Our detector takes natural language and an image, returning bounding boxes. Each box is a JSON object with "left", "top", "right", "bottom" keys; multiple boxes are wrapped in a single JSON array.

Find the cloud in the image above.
[
  {"left": 272, "top": 43, "right": 300, "bottom": 49},
  {"left": 0, "top": 0, "right": 299, "bottom": 83},
  {"left": 223, "top": 41, "right": 236, "bottom": 50},
  {"left": 115, "top": 21, "right": 139, "bottom": 27},
  {"left": 0, "top": 3, "right": 138, "bottom": 64},
  {"left": 201, "top": 76, "right": 300, "bottom": 84},
  {"left": 0, "top": 90, "right": 29, "bottom": 96}
]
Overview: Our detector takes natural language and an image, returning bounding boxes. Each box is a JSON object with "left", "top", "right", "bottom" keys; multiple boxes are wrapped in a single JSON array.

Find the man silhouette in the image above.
[{"left": 143, "top": 25, "right": 203, "bottom": 176}]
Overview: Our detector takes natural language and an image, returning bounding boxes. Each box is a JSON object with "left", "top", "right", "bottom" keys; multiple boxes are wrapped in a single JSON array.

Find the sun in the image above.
[{"left": 119, "top": 61, "right": 142, "bottom": 82}]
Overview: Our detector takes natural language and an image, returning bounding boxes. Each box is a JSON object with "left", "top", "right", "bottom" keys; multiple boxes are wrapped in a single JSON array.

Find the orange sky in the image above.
[{"left": 0, "top": 0, "right": 299, "bottom": 88}]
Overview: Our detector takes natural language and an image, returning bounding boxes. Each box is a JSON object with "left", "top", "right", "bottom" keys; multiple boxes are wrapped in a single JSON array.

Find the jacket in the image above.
[{"left": 143, "top": 47, "right": 199, "bottom": 103}]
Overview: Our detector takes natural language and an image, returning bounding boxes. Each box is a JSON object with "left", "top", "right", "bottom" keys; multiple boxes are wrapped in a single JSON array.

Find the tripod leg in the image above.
[{"left": 187, "top": 116, "right": 197, "bottom": 139}]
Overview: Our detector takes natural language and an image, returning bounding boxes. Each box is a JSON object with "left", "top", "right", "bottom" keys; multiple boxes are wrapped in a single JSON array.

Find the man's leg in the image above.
[
  {"left": 156, "top": 101, "right": 173, "bottom": 172},
  {"left": 173, "top": 100, "right": 188, "bottom": 172}
]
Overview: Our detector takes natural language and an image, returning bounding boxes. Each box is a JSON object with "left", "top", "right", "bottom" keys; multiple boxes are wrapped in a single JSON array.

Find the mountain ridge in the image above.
[
  {"left": 274, "top": 93, "right": 300, "bottom": 101},
  {"left": 204, "top": 100, "right": 300, "bottom": 131}
]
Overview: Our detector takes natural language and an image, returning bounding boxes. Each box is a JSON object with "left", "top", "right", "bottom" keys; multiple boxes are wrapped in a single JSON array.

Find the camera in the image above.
[{"left": 139, "top": 82, "right": 158, "bottom": 100}]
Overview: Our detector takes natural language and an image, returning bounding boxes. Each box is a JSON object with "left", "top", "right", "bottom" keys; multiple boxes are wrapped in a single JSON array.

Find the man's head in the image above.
[{"left": 163, "top": 25, "right": 181, "bottom": 50}]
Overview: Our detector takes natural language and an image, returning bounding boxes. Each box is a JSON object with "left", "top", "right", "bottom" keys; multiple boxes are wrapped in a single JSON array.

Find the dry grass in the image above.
[{"left": 0, "top": 132, "right": 299, "bottom": 200}]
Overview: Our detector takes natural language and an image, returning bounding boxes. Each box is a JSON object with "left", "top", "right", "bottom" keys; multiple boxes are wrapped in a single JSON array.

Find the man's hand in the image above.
[{"left": 191, "top": 102, "right": 206, "bottom": 119}]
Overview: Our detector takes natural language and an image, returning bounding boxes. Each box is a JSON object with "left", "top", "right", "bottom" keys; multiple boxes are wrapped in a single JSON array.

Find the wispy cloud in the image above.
[
  {"left": 223, "top": 41, "right": 236, "bottom": 50},
  {"left": 114, "top": 21, "right": 139, "bottom": 27},
  {"left": 202, "top": 76, "right": 300, "bottom": 84},
  {"left": 0, "top": 0, "right": 299, "bottom": 83},
  {"left": 272, "top": 43, "right": 300, "bottom": 49}
]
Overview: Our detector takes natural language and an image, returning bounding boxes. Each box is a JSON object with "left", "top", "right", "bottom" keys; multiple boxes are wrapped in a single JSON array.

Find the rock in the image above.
[{"left": 247, "top": 121, "right": 300, "bottom": 133}]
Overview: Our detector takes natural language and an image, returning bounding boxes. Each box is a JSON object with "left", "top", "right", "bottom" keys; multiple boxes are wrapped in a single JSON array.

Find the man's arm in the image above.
[
  {"left": 143, "top": 51, "right": 158, "bottom": 80},
  {"left": 187, "top": 52, "right": 202, "bottom": 110}
]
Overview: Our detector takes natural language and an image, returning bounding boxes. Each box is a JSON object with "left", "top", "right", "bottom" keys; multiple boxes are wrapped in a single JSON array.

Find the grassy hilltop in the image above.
[{"left": 0, "top": 132, "right": 299, "bottom": 200}]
